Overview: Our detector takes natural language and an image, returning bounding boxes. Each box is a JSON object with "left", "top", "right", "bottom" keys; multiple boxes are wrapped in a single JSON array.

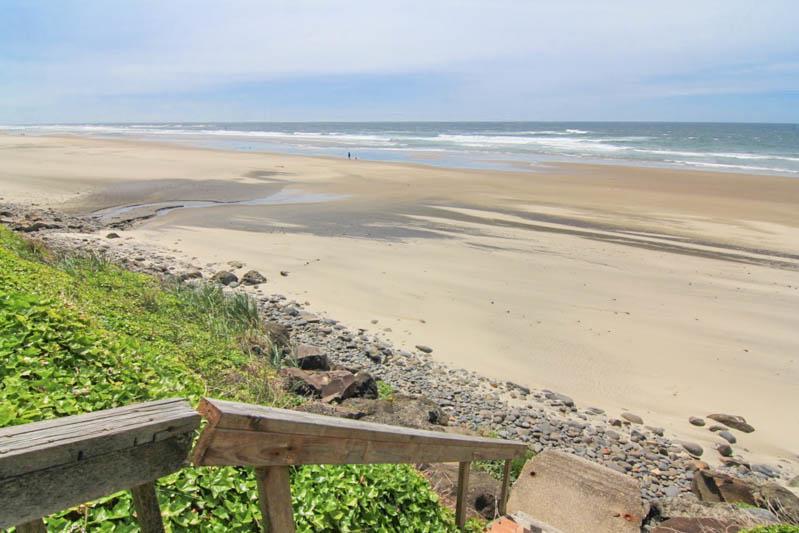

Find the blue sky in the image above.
[{"left": 1, "top": 0, "right": 798, "bottom": 123}]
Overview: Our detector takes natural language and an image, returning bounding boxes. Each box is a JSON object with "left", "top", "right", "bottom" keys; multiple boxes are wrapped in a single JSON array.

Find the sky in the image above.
[{"left": 1, "top": 0, "right": 798, "bottom": 123}]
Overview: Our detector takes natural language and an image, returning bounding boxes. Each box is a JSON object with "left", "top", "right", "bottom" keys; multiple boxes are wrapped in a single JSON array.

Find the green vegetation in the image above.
[
  {"left": 474, "top": 448, "right": 535, "bottom": 484},
  {"left": 0, "top": 227, "right": 471, "bottom": 531},
  {"left": 741, "top": 526, "right": 799, "bottom": 533},
  {"left": 377, "top": 379, "right": 395, "bottom": 400}
]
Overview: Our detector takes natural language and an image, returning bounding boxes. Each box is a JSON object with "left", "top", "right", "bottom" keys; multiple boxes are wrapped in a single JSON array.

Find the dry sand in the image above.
[{"left": 1, "top": 133, "right": 797, "bottom": 469}]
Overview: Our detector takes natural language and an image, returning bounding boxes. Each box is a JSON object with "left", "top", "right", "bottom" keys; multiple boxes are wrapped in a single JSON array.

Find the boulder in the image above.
[
  {"left": 280, "top": 368, "right": 377, "bottom": 403},
  {"left": 294, "top": 344, "right": 330, "bottom": 370},
  {"left": 507, "top": 450, "right": 645, "bottom": 533},
  {"left": 716, "top": 443, "right": 733, "bottom": 457},
  {"left": 718, "top": 430, "right": 737, "bottom": 444},
  {"left": 755, "top": 483, "right": 799, "bottom": 523},
  {"left": 707, "top": 414, "right": 755, "bottom": 433},
  {"left": 211, "top": 270, "right": 238, "bottom": 286},
  {"left": 688, "top": 417, "right": 705, "bottom": 427},
  {"left": 691, "top": 470, "right": 756, "bottom": 506},
  {"left": 241, "top": 270, "right": 266, "bottom": 285}
]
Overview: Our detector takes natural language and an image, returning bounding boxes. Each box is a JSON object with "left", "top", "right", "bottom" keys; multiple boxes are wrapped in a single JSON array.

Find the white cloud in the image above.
[{"left": 2, "top": 0, "right": 798, "bottom": 120}]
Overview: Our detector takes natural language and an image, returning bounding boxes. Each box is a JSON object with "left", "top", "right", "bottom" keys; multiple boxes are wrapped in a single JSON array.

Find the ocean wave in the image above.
[
  {"left": 666, "top": 160, "right": 799, "bottom": 174},
  {"left": 640, "top": 149, "right": 799, "bottom": 163}
]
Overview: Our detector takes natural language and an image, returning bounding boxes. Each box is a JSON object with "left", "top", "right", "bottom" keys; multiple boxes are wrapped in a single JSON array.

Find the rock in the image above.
[
  {"left": 211, "top": 270, "right": 238, "bottom": 286},
  {"left": 294, "top": 344, "right": 330, "bottom": 370},
  {"left": 177, "top": 270, "right": 202, "bottom": 282},
  {"left": 241, "top": 270, "right": 266, "bottom": 285},
  {"left": 680, "top": 441, "right": 703, "bottom": 457},
  {"left": 751, "top": 464, "right": 779, "bottom": 478},
  {"left": 415, "top": 344, "right": 433, "bottom": 354},
  {"left": 106, "top": 232, "right": 120, "bottom": 239},
  {"left": 280, "top": 270, "right": 289, "bottom": 277},
  {"left": 716, "top": 443, "right": 733, "bottom": 457},
  {"left": 688, "top": 417, "right": 705, "bottom": 427},
  {"left": 350, "top": 371, "right": 378, "bottom": 400},
  {"left": 621, "top": 412, "right": 643, "bottom": 424},
  {"left": 718, "top": 431, "right": 736, "bottom": 444},
  {"left": 507, "top": 450, "right": 645, "bottom": 533},
  {"left": 280, "top": 368, "right": 376, "bottom": 402},
  {"left": 755, "top": 482, "right": 799, "bottom": 523},
  {"left": 691, "top": 470, "right": 756, "bottom": 505},
  {"left": 707, "top": 414, "right": 755, "bottom": 433},
  {"left": 545, "top": 391, "right": 574, "bottom": 407}
]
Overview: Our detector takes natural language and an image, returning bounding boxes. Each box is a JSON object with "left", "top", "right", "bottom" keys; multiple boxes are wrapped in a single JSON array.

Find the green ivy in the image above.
[{"left": 0, "top": 226, "right": 471, "bottom": 531}]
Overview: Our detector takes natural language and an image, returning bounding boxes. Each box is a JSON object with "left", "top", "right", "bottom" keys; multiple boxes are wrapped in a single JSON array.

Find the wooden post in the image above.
[
  {"left": 255, "top": 466, "right": 295, "bottom": 533},
  {"left": 131, "top": 482, "right": 165, "bottom": 533},
  {"left": 455, "top": 461, "right": 471, "bottom": 530},
  {"left": 15, "top": 519, "right": 46, "bottom": 533},
  {"left": 498, "top": 458, "right": 512, "bottom": 516}
]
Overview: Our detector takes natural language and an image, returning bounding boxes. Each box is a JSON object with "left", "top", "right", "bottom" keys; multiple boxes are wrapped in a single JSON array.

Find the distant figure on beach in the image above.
[{"left": 347, "top": 152, "right": 351, "bottom": 159}]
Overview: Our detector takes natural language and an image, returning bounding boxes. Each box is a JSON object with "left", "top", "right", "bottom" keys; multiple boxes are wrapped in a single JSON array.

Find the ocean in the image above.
[{"left": 4, "top": 122, "right": 799, "bottom": 175}]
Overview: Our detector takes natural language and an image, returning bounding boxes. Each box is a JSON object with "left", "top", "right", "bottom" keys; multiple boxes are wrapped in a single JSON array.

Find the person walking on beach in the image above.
[{"left": 347, "top": 152, "right": 351, "bottom": 160}]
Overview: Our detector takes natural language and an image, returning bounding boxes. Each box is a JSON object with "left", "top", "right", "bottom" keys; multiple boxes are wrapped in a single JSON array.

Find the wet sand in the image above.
[{"left": 1, "top": 133, "right": 797, "bottom": 469}]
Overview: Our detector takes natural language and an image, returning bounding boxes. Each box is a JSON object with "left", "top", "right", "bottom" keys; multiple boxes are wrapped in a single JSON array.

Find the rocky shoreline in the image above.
[{"left": 1, "top": 202, "right": 796, "bottom": 524}]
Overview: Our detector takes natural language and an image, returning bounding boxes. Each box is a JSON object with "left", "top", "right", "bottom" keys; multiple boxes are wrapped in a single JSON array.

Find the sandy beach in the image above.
[{"left": 2, "top": 133, "right": 797, "bottom": 470}]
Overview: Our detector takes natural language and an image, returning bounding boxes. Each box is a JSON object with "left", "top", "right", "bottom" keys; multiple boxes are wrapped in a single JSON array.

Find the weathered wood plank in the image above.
[
  {"left": 0, "top": 398, "right": 198, "bottom": 479},
  {"left": 0, "top": 435, "right": 192, "bottom": 528},
  {"left": 193, "top": 398, "right": 525, "bottom": 466},
  {"left": 131, "top": 482, "right": 165, "bottom": 533},
  {"left": 498, "top": 458, "right": 512, "bottom": 516},
  {"left": 198, "top": 427, "right": 522, "bottom": 466},
  {"left": 0, "top": 399, "right": 199, "bottom": 529},
  {"left": 255, "top": 466, "right": 295, "bottom": 533},
  {"left": 455, "top": 461, "right": 470, "bottom": 530}
]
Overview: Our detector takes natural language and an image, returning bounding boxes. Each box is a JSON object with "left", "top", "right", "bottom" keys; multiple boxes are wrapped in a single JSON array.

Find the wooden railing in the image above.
[{"left": 0, "top": 398, "right": 527, "bottom": 532}]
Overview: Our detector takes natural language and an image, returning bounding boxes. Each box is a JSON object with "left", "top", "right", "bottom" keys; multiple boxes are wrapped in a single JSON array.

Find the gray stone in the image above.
[
  {"left": 621, "top": 412, "right": 643, "bottom": 424},
  {"left": 707, "top": 413, "right": 755, "bottom": 433},
  {"left": 688, "top": 417, "right": 705, "bottom": 427},
  {"left": 715, "top": 443, "right": 733, "bottom": 457},
  {"left": 241, "top": 270, "right": 266, "bottom": 285},
  {"left": 680, "top": 441, "right": 703, "bottom": 457},
  {"left": 106, "top": 232, "right": 120, "bottom": 239},
  {"left": 718, "top": 431, "right": 736, "bottom": 444},
  {"left": 415, "top": 344, "right": 433, "bottom": 353},
  {"left": 211, "top": 270, "right": 238, "bottom": 286}
]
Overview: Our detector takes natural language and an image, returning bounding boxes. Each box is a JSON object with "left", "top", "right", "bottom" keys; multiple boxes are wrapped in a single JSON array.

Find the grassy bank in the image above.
[{"left": 0, "top": 226, "right": 478, "bottom": 532}]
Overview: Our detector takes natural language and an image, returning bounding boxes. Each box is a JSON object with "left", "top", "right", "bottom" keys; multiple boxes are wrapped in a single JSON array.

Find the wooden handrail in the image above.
[
  {"left": 0, "top": 397, "right": 527, "bottom": 532},
  {"left": 0, "top": 398, "right": 199, "bottom": 531},
  {"left": 192, "top": 397, "right": 527, "bottom": 531}
]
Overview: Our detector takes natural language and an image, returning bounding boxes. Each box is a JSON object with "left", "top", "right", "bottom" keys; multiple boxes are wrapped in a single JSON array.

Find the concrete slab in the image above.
[{"left": 506, "top": 450, "right": 645, "bottom": 533}]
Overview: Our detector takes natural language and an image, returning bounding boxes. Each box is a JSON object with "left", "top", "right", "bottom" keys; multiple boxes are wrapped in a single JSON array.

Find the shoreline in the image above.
[{"left": 1, "top": 132, "right": 797, "bottom": 481}]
